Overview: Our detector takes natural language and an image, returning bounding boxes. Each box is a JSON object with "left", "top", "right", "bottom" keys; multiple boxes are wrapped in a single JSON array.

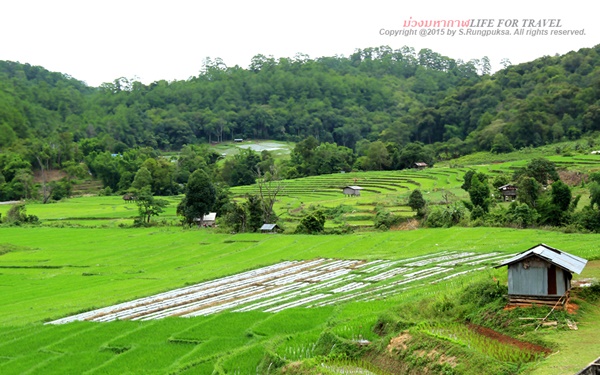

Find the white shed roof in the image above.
[
  {"left": 203, "top": 212, "right": 217, "bottom": 221},
  {"left": 496, "top": 243, "right": 587, "bottom": 274},
  {"left": 344, "top": 186, "right": 363, "bottom": 190},
  {"left": 498, "top": 184, "right": 517, "bottom": 191},
  {"left": 260, "top": 224, "right": 278, "bottom": 230},
  {"left": 194, "top": 212, "right": 217, "bottom": 222}
]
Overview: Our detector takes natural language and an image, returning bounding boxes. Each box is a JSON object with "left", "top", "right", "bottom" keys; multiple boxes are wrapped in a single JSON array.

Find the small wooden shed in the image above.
[
  {"left": 122, "top": 193, "right": 136, "bottom": 202},
  {"left": 194, "top": 212, "right": 217, "bottom": 227},
  {"left": 343, "top": 186, "right": 363, "bottom": 197},
  {"left": 495, "top": 244, "right": 587, "bottom": 305},
  {"left": 498, "top": 184, "right": 518, "bottom": 201},
  {"left": 414, "top": 162, "right": 428, "bottom": 169},
  {"left": 260, "top": 223, "right": 280, "bottom": 233}
]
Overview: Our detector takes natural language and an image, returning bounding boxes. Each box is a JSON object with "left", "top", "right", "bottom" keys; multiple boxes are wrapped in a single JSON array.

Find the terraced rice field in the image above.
[
  {"left": 49, "top": 251, "right": 513, "bottom": 324},
  {"left": 230, "top": 169, "right": 469, "bottom": 227}
]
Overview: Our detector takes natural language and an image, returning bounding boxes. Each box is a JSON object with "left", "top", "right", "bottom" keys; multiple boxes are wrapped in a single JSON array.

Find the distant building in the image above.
[
  {"left": 495, "top": 244, "right": 587, "bottom": 306},
  {"left": 234, "top": 138, "right": 244, "bottom": 142},
  {"left": 122, "top": 193, "right": 136, "bottom": 202},
  {"left": 413, "top": 162, "right": 428, "bottom": 169},
  {"left": 343, "top": 186, "right": 363, "bottom": 197},
  {"left": 260, "top": 224, "right": 280, "bottom": 233},
  {"left": 194, "top": 212, "right": 217, "bottom": 227},
  {"left": 498, "top": 184, "right": 518, "bottom": 201}
]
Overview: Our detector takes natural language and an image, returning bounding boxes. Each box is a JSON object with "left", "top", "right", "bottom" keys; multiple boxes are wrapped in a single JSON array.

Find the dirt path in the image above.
[{"left": 468, "top": 323, "right": 552, "bottom": 354}]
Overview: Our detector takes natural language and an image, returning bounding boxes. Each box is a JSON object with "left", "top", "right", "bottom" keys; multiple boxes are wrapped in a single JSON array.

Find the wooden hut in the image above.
[
  {"left": 260, "top": 224, "right": 280, "bottom": 233},
  {"left": 495, "top": 244, "right": 587, "bottom": 306},
  {"left": 194, "top": 212, "right": 217, "bottom": 227},
  {"left": 498, "top": 184, "right": 518, "bottom": 201},
  {"left": 342, "top": 186, "right": 363, "bottom": 197},
  {"left": 413, "top": 162, "right": 428, "bottom": 169},
  {"left": 122, "top": 193, "right": 136, "bottom": 202}
]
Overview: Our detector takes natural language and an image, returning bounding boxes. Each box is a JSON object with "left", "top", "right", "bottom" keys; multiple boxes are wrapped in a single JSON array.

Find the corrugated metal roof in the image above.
[
  {"left": 344, "top": 186, "right": 363, "bottom": 190},
  {"left": 203, "top": 212, "right": 217, "bottom": 221},
  {"left": 194, "top": 212, "right": 217, "bottom": 222},
  {"left": 496, "top": 243, "right": 587, "bottom": 274},
  {"left": 498, "top": 184, "right": 517, "bottom": 191},
  {"left": 260, "top": 224, "right": 278, "bottom": 230}
]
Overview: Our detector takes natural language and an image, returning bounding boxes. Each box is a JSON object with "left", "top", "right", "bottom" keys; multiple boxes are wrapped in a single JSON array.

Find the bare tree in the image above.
[
  {"left": 30, "top": 141, "right": 55, "bottom": 203},
  {"left": 255, "top": 165, "right": 285, "bottom": 224}
]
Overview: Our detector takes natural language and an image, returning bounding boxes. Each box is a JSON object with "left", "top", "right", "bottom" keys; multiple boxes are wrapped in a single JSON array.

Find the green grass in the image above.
[
  {"left": 0, "top": 196, "right": 181, "bottom": 223},
  {"left": 3, "top": 146, "right": 600, "bottom": 373},
  {"left": 0, "top": 226, "right": 599, "bottom": 373}
]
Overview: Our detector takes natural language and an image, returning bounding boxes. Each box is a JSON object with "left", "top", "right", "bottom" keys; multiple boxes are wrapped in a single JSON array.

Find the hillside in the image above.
[{"left": 1, "top": 44, "right": 599, "bottom": 154}]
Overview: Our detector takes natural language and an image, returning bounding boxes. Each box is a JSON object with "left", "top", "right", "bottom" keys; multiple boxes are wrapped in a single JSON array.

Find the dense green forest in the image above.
[
  {"left": 2, "top": 44, "right": 599, "bottom": 152},
  {"left": 1, "top": 44, "right": 600, "bottom": 206}
]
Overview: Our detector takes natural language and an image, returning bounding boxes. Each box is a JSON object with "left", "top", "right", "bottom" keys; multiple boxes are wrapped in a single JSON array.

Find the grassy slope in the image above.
[
  {"left": 1, "top": 226, "right": 599, "bottom": 326},
  {"left": 0, "top": 227, "right": 599, "bottom": 373}
]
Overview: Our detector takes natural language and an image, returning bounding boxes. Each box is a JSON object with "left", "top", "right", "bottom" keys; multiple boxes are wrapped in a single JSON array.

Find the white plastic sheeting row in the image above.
[{"left": 47, "top": 251, "right": 512, "bottom": 324}]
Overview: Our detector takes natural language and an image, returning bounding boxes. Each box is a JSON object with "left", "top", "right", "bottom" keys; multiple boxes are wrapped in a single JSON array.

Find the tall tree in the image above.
[
  {"left": 246, "top": 194, "right": 264, "bottom": 232},
  {"left": 408, "top": 189, "right": 426, "bottom": 211},
  {"left": 256, "top": 165, "right": 284, "bottom": 224},
  {"left": 517, "top": 177, "right": 542, "bottom": 208},
  {"left": 177, "top": 170, "right": 216, "bottom": 226},
  {"left": 365, "top": 141, "right": 391, "bottom": 170},
  {"left": 135, "top": 188, "right": 169, "bottom": 225},
  {"left": 29, "top": 141, "right": 56, "bottom": 203},
  {"left": 468, "top": 173, "right": 491, "bottom": 213},
  {"left": 518, "top": 158, "right": 560, "bottom": 186},
  {"left": 131, "top": 167, "right": 152, "bottom": 191}
]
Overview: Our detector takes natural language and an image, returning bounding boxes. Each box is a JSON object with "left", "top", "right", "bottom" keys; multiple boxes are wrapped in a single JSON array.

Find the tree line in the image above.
[{"left": 2, "top": 44, "right": 599, "bottom": 159}]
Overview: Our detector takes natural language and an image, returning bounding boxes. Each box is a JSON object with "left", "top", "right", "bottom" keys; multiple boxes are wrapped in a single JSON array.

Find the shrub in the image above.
[
  {"left": 423, "top": 203, "right": 467, "bottom": 228},
  {"left": 295, "top": 211, "right": 326, "bottom": 234},
  {"left": 408, "top": 190, "right": 426, "bottom": 211},
  {"left": 373, "top": 206, "right": 401, "bottom": 230},
  {"left": 575, "top": 206, "right": 600, "bottom": 232},
  {"left": 576, "top": 281, "right": 600, "bottom": 302},
  {"left": 506, "top": 202, "right": 539, "bottom": 228},
  {"left": 3, "top": 204, "right": 38, "bottom": 225},
  {"left": 460, "top": 279, "right": 508, "bottom": 308},
  {"left": 50, "top": 179, "right": 72, "bottom": 200},
  {"left": 324, "top": 204, "right": 354, "bottom": 221},
  {"left": 470, "top": 205, "right": 486, "bottom": 221},
  {"left": 98, "top": 186, "right": 112, "bottom": 196}
]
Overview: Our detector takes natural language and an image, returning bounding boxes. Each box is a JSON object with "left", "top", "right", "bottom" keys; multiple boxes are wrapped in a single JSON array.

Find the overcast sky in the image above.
[{"left": 2, "top": 0, "right": 597, "bottom": 87}]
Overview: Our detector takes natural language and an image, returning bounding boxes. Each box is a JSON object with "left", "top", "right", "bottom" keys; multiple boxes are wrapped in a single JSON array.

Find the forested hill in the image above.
[{"left": 1, "top": 44, "right": 599, "bottom": 153}]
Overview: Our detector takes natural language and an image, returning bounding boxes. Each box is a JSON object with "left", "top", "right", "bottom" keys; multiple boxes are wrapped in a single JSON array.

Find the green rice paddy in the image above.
[
  {"left": 1, "top": 225, "right": 600, "bottom": 373},
  {"left": 2, "top": 151, "right": 600, "bottom": 373}
]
